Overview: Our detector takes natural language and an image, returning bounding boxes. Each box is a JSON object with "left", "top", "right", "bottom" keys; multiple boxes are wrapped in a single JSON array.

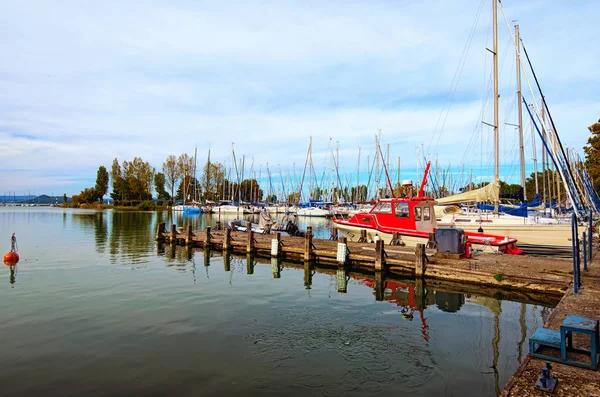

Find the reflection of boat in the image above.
[
  {"left": 334, "top": 163, "right": 521, "bottom": 254},
  {"left": 434, "top": 291, "right": 465, "bottom": 313}
]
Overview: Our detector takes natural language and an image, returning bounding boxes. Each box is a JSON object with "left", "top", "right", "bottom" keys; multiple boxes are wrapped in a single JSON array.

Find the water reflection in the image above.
[
  {"left": 108, "top": 211, "right": 154, "bottom": 264},
  {"left": 71, "top": 211, "right": 107, "bottom": 253}
]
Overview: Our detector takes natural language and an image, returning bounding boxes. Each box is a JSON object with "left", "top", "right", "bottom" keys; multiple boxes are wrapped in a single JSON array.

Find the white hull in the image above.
[
  {"left": 295, "top": 207, "right": 331, "bottom": 217},
  {"left": 214, "top": 205, "right": 252, "bottom": 214}
]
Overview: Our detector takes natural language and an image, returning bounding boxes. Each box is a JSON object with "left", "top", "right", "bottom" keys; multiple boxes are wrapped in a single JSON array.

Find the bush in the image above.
[
  {"left": 167, "top": 200, "right": 173, "bottom": 206},
  {"left": 156, "top": 200, "right": 163, "bottom": 206},
  {"left": 138, "top": 201, "right": 156, "bottom": 211}
]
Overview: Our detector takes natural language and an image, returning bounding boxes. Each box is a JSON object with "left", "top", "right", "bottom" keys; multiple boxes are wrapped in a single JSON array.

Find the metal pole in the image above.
[
  {"left": 583, "top": 232, "right": 588, "bottom": 271},
  {"left": 515, "top": 24, "right": 526, "bottom": 201},
  {"left": 493, "top": 0, "right": 499, "bottom": 213},
  {"left": 572, "top": 212, "right": 579, "bottom": 294},
  {"left": 589, "top": 209, "right": 594, "bottom": 261}
]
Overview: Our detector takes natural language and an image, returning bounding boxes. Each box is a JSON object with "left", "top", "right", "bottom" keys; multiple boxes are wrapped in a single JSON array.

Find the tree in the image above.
[
  {"left": 110, "top": 157, "right": 155, "bottom": 202},
  {"left": 176, "top": 176, "right": 202, "bottom": 201},
  {"left": 154, "top": 172, "right": 169, "bottom": 201},
  {"left": 287, "top": 192, "right": 300, "bottom": 204},
  {"left": 201, "top": 161, "right": 226, "bottom": 201},
  {"left": 584, "top": 119, "right": 600, "bottom": 194},
  {"left": 63, "top": 193, "right": 67, "bottom": 204},
  {"left": 162, "top": 155, "right": 179, "bottom": 200},
  {"left": 177, "top": 153, "right": 195, "bottom": 202},
  {"left": 110, "top": 158, "right": 126, "bottom": 201},
  {"left": 95, "top": 166, "right": 109, "bottom": 201},
  {"left": 265, "top": 194, "right": 277, "bottom": 203}
]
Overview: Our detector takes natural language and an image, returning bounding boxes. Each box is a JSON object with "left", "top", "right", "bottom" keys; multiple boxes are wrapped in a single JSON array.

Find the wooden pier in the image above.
[{"left": 156, "top": 222, "right": 575, "bottom": 297}]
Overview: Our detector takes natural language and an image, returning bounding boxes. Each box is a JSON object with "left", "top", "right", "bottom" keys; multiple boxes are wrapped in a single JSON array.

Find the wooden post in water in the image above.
[
  {"left": 223, "top": 227, "right": 231, "bottom": 251},
  {"left": 170, "top": 224, "right": 177, "bottom": 244},
  {"left": 304, "top": 261, "right": 312, "bottom": 289},
  {"left": 375, "top": 239, "right": 385, "bottom": 271},
  {"left": 215, "top": 221, "right": 221, "bottom": 231},
  {"left": 185, "top": 223, "right": 194, "bottom": 245},
  {"left": 415, "top": 243, "right": 426, "bottom": 277},
  {"left": 247, "top": 229, "right": 255, "bottom": 254},
  {"left": 358, "top": 229, "right": 367, "bottom": 243},
  {"left": 271, "top": 232, "right": 281, "bottom": 257},
  {"left": 337, "top": 236, "right": 348, "bottom": 266},
  {"left": 330, "top": 227, "right": 338, "bottom": 241},
  {"left": 336, "top": 268, "right": 347, "bottom": 293},
  {"left": 155, "top": 222, "right": 166, "bottom": 241},
  {"left": 246, "top": 254, "right": 254, "bottom": 274},
  {"left": 223, "top": 251, "right": 231, "bottom": 272},
  {"left": 304, "top": 227, "right": 313, "bottom": 262},
  {"left": 204, "top": 226, "right": 211, "bottom": 248},
  {"left": 415, "top": 278, "right": 425, "bottom": 310},
  {"left": 271, "top": 257, "right": 281, "bottom": 278},
  {"left": 374, "top": 271, "right": 384, "bottom": 301}
]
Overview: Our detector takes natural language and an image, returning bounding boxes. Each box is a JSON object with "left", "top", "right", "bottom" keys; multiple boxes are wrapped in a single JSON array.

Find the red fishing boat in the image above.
[{"left": 333, "top": 163, "right": 521, "bottom": 255}]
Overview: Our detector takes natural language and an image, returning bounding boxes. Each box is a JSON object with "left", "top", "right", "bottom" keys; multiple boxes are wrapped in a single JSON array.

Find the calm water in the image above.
[{"left": 0, "top": 207, "right": 553, "bottom": 397}]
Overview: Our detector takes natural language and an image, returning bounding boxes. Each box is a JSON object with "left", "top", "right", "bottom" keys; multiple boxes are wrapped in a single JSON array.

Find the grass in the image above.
[{"left": 493, "top": 272, "right": 505, "bottom": 282}]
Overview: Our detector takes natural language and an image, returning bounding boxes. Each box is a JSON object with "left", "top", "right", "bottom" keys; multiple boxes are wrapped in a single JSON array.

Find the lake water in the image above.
[{"left": 0, "top": 207, "right": 553, "bottom": 397}]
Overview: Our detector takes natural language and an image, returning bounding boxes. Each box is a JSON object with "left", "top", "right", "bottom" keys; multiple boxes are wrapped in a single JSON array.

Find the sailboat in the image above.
[
  {"left": 433, "top": 1, "right": 576, "bottom": 255},
  {"left": 173, "top": 148, "right": 203, "bottom": 214}
]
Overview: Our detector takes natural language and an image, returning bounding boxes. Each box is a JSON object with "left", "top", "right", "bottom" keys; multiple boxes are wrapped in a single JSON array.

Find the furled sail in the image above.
[{"left": 436, "top": 179, "right": 500, "bottom": 205}]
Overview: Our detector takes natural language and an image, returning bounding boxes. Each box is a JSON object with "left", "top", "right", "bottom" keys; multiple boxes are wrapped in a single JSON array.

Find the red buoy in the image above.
[{"left": 4, "top": 251, "right": 19, "bottom": 266}]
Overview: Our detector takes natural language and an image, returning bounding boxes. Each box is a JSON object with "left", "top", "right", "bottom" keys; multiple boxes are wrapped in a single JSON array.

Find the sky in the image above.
[{"left": 0, "top": 0, "right": 599, "bottom": 197}]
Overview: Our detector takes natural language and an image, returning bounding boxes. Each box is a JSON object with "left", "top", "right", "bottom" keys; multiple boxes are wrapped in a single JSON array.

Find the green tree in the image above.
[
  {"left": 63, "top": 193, "right": 67, "bottom": 204},
  {"left": 110, "top": 158, "right": 126, "bottom": 201},
  {"left": 154, "top": 172, "right": 169, "bottom": 201},
  {"left": 584, "top": 119, "right": 600, "bottom": 194},
  {"left": 162, "top": 155, "right": 179, "bottom": 200},
  {"left": 177, "top": 153, "right": 194, "bottom": 202},
  {"left": 287, "top": 192, "right": 300, "bottom": 204},
  {"left": 201, "top": 161, "right": 226, "bottom": 201},
  {"left": 95, "top": 165, "right": 109, "bottom": 201},
  {"left": 265, "top": 194, "right": 277, "bottom": 203},
  {"left": 176, "top": 176, "right": 202, "bottom": 201}
]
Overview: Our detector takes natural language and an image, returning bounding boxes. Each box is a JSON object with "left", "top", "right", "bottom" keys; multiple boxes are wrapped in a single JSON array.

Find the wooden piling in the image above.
[
  {"left": 427, "top": 232, "right": 436, "bottom": 249},
  {"left": 215, "top": 221, "right": 221, "bottom": 231},
  {"left": 155, "top": 222, "right": 166, "bottom": 241},
  {"left": 223, "top": 227, "right": 231, "bottom": 251},
  {"left": 304, "top": 261, "right": 312, "bottom": 288},
  {"left": 170, "top": 224, "right": 177, "bottom": 243},
  {"left": 246, "top": 254, "right": 254, "bottom": 274},
  {"left": 247, "top": 229, "right": 255, "bottom": 253},
  {"left": 271, "top": 232, "right": 281, "bottom": 257},
  {"left": 185, "top": 223, "right": 194, "bottom": 245},
  {"left": 414, "top": 278, "right": 425, "bottom": 310},
  {"left": 304, "top": 227, "right": 313, "bottom": 262},
  {"left": 358, "top": 229, "right": 367, "bottom": 243},
  {"left": 375, "top": 239, "right": 385, "bottom": 271},
  {"left": 204, "top": 226, "right": 211, "bottom": 247},
  {"left": 415, "top": 243, "right": 426, "bottom": 278},
  {"left": 204, "top": 247, "right": 210, "bottom": 267},
  {"left": 337, "top": 236, "right": 348, "bottom": 266},
  {"left": 330, "top": 227, "right": 338, "bottom": 241},
  {"left": 374, "top": 271, "right": 384, "bottom": 301},
  {"left": 223, "top": 251, "right": 231, "bottom": 272},
  {"left": 271, "top": 257, "right": 281, "bottom": 278}
]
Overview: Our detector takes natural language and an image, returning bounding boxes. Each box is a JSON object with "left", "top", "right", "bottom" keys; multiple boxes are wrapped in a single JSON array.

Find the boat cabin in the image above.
[{"left": 358, "top": 197, "right": 438, "bottom": 233}]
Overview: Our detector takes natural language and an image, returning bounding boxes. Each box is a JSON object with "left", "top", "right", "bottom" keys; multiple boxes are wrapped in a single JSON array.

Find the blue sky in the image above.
[{"left": 1, "top": 0, "right": 598, "bottom": 196}]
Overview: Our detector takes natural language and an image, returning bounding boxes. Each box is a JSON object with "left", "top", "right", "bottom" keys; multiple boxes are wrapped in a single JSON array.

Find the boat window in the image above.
[
  {"left": 414, "top": 207, "right": 422, "bottom": 221},
  {"left": 372, "top": 202, "right": 392, "bottom": 214},
  {"left": 423, "top": 207, "right": 431, "bottom": 221},
  {"left": 395, "top": 202, "right": 409, "bottom": 218}
]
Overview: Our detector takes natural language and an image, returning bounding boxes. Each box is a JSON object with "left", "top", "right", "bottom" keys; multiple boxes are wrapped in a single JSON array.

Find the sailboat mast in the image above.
[
  {"left": 356, "top": 147, "right": 361, "bottom": 203},
  {"left": 493, "top": 0, "right": 499, "bottom": 212},
  {"left": 515, "top": 24, "right": 526, "bottom": 201}
]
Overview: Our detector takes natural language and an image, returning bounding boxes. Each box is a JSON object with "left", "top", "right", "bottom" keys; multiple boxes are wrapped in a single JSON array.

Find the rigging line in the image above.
[{"left": 427, "top": 0, "right": 486, "bottom": 154}]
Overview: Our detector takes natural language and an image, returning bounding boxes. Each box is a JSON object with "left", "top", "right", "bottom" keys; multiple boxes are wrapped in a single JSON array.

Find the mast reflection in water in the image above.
[{"left": 0, "top": 208, "right": 554, "bottom": 397}]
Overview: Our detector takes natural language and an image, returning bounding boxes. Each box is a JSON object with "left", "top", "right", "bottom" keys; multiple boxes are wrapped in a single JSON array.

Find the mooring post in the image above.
[
  {"left": 330, "top": 227, "right": 338, "bottom": 241},
  {"left": 375, "top": 239, "right": 385, "bottom": 271},
  {"left": 155, "top": 222, "right": 166, "bottom": 241},
  {"left": 170, "top": 224, "right": 177, "bottom": 244},
  {"left": 204, "top": 247, "right": 210, "bottom": 267},
  {"left": 415, "top": 243, "right": 426, "bottom": 278},
  {"left": 246, "top": 254, "right": 254, "bottom": 274},
  {"left": 185, "top": 223, "right": 194, "bottom": 245},
  {"left": 572, "top": 213, "right": 580, "bottom": 294},
  {"left": 304, "top": 227, "right": 313, "bottom": 262},
  {"left": 303, "top": 261, "right": 312, "bottom": 289},
  {"left": 415, "top": 278, "right": 425, "bottom": 310},
  {"left": 215, "top": 221, "right": 221, "bottom": 231},
  {"left": 223, "top": 251, "right": 231, "bottom": 272},
  {"left": 427, "top": 232, "right": 436, "bottom": 249},
  {"left": 336, "top": 268, "right": 347, "bottom": 293},
  {"left": 204, "top": 226, "right": 211, "bottom": 248},
  {"left": 223, "top": 227, "right": 231, "bottom": 251},
  {"left": 359, "top": 229, "right": 367, "bottom": 243},
  {"left": 374, "top": 271, "right": 384, "bottom": 301},
  {"left": 583, "top": 232, "right": 588, "bottom": 271},
  {"left": 271, "top": 232, "right": 281, "bottom": 257},
  {"left": 337, "top": 236, "right": 348, "bottom": 266},
  {"left": 247, "top": 229, "right": 255, "bottom": 254},
  {"left": 271, "top": 257, "right": 281, "bottom": 278}
]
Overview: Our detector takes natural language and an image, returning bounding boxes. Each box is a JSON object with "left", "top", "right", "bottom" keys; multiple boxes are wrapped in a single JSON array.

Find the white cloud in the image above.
[{"left": 0, "top": 0, "right": 598, "bottom": 195}]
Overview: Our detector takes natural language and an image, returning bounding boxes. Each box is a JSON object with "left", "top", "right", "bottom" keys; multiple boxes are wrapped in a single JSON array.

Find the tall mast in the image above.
[
  {"left": 515, "top": 24, "right": 526, "bottom": 201},
  {"left": 356, "top": 147, "right": 361, "bottom": 202},
  {"left": 492, "top": 0, "right": 499, "bottom": 212},
  {"left": 531, "top": 113, "right": 539, "bottom": 195}
]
